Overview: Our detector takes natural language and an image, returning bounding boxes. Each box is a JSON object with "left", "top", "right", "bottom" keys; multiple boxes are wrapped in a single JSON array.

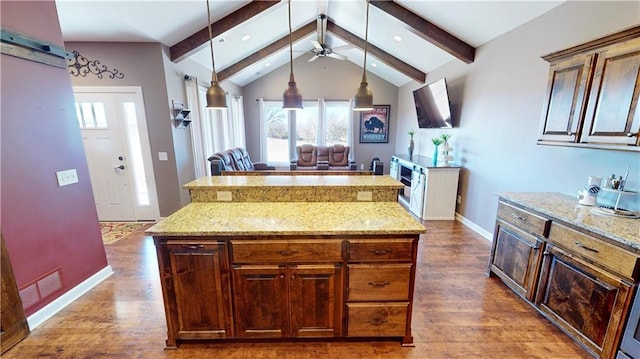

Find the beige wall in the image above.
[
  {"left": 243, "top": 56, "right": 399, "bottom": 171},
  {"left": 396, "top": 1, "right": 640, "bottom": 234}
]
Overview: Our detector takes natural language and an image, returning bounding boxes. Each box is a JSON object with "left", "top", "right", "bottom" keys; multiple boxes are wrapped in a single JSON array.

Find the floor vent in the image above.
[{"left": 19, "top": 268, "right": 63, "bottom": 309}]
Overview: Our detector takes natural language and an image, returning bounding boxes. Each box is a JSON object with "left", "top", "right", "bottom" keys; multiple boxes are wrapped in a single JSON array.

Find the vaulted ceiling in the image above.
[{"left": 56, "top": 0, "right": 564, "bottom": 87}]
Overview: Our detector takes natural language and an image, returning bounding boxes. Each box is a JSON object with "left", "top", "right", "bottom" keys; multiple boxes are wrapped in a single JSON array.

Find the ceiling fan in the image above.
[{"left": 308, "top": 14, "right": 348, "bottom": 62}]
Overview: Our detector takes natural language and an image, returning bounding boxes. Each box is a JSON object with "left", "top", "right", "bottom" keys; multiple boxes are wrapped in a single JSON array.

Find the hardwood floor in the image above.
[{"left": 3, "top": 221, "right": 591, "bottom": 358}]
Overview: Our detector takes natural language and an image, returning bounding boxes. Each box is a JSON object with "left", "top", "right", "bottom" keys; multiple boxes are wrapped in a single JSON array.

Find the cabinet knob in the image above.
[
  {"left": 627, "top": 132, "right": 638, "bottom": 137},
  {"left": 291, "top": 275, "right": 296, "bottom": 280},
  {"left": 511, "top": 213, "right": 526, "bottom": 221},
  {"left": 279, "top": 274, "right": 284, "bottom": 279}
]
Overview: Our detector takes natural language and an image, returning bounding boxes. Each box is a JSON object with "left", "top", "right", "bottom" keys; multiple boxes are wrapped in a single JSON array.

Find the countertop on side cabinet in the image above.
[
  {"left": 146, "top": 202, "right": 426, "bottom": 237},
  {"left": 497, "top": 192, "right": 640, "bottom": 252},
  {"left": 184, "top": 175, "right": 404, "bottom": 189}
]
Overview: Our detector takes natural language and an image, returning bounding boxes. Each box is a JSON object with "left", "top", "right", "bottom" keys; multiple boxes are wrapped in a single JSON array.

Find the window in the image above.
[
  {"left": 261, "top": 99, "right": 352, "bottom": 164},
  {"left": 75, "top": 102, "right": 107, "bottom": 129}
]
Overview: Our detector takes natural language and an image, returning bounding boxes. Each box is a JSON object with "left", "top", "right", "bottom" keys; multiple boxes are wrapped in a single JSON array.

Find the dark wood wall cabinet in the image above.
[
  {"left": 537, "top": 26, "right": 640, "bottom": 152},
  {"left": 488, "top": 194, "right": 640, "bottom": 359}
]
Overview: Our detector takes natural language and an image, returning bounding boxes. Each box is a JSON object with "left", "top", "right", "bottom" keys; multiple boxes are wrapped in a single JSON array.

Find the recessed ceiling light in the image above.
[
  {"left": 241, "top": 34, "right": 251, "bottom": 42},
  {"left": 371, "top": 62, "right": 378, "bottom": 68},
  {"left": 265, "top": 63, "right": 271, "bottom": 67},
  {"left": 393, "top": 35, "right": 402, "bottom": 42}
]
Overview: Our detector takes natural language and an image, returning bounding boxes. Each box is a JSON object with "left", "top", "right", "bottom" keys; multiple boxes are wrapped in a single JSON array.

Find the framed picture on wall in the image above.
[{"left": 359, "top": 105, "right": 390, "bottom": 143}]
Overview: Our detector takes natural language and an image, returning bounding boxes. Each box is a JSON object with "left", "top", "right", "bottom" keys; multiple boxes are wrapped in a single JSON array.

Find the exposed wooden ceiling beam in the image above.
[
  {"left": 327, "top": 21, "right": 426, "bottom": 84},
  {"left": 218, "top": 21, "right": 317, "bottom": 82},
  {"left": 170, "top": 1, "right": 280, "bottom": 62},
  {"left": 370, "top": 0, "right": 475, "bottom": 64}
]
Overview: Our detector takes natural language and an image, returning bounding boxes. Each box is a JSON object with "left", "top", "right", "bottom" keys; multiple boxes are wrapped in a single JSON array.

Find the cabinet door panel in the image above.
[
  {"left": 232, "top": 265, "right": 287, "bottom": 338},
  {"left": 536, "top": 245, "right": 634, "bottom": 359},
  {"left": 289, "top": 265, "right": 343, "bottom": 337},
  {"left": 581, "top": 38, "right": 640, "bottom": 145},
  {"left": 489, "top": 221, "right": 543, "bottom": 301},
  {"left": 538, "top": 55, "right": 594, "bottom": 143},
  {"left": 167, "top": 243, "right": 233, "bottom": 339}
]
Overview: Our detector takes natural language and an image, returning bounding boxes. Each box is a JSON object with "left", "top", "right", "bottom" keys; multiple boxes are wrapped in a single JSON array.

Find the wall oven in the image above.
[{"left": 619, "top": 286, "right": 640, "bottom": 359}]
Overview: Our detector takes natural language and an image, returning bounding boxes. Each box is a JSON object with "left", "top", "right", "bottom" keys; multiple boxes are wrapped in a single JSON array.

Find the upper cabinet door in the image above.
[
  {"left": 537, "top": 54, "right": 595, "bottom": 143},
  {"left": 580, "top": 37, "right": 640, "bottom": 146}
]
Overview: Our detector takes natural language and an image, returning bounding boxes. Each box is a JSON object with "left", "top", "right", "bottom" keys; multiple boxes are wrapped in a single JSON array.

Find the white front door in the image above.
[{"left": 74, "top": 87, "right": 159, "bottom": 222}]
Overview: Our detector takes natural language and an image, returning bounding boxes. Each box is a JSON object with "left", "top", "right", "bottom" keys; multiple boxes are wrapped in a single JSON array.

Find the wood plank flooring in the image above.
[{"left": 3, "top": 220, "right": 591, "bottom": 358}]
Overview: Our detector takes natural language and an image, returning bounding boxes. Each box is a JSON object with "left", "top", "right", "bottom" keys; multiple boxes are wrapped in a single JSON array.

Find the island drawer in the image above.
[
  {"left": 230, "top": 239, "right": 343, "bottom": 263},
  {"left": 497, "top": 201, "right": 550, "bottom": 238},
  {"left": 347, "top": 302, "right": 408, "bottom": 337},
  {"left": 347, "top": 264, "right": 411, "bottom": 301},
  {"left": 348, "top": 239, "right": 413, "bottom": 261},
  {"left": 547, "top": 222, "right": 640, "bottom": 280}
]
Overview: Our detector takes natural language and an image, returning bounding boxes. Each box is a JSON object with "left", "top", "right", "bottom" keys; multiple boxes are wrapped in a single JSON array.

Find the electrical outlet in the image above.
[
  {"left": 457, "top": 195, "right": 462, "bottom": 204},
  {"left": 56, "top": 169, "right": 79, "bottom": 186},
  {"left": 357, "top": 191, "right": 373, "bottom": 201},
  {"left": 217, "top": 191, "right": 233, "bottom": 201}
]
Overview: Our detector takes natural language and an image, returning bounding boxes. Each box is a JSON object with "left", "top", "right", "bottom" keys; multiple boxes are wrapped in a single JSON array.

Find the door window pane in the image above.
[
  {"left": 122, "top": 102, "right": 150, "bottom": 206},
  {"left": 75, "top": 102, "right": 107, "bottom": 129}
]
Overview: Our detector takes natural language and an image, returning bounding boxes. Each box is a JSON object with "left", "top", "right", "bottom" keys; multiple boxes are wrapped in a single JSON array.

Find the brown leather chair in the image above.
[
  {"left": 208, "top": 147, "right": 274, "bottom": 174},
  {"left": 328, "top": 144, "right": 349, "bottom": 167},
  {"left": 295, "top": 144, "right": 317, "bottom": 167}
]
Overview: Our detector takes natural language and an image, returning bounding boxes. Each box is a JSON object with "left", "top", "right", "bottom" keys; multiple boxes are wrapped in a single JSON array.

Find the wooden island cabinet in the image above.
[
  {"left": 148, "top": 176, "right": 425, "bottom": 348},
  {"left": 488, "top": 193, "right": 640, "bottom": 359}
]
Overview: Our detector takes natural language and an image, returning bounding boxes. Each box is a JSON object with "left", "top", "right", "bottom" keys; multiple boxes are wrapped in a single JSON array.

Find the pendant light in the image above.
[
  {"left": 205, "top": 0, "right": 227, "bottom": 109},
  {"left": 282, "top": 0, "right": 303, "bottom": 110},
  {"left": 353, "top": 0, "right": 373, "bottom": 111}
]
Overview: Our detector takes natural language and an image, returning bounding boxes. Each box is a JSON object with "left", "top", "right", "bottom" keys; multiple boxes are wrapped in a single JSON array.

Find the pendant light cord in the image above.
[
  {"left": 207, "top": 0, "right": 219, "bottom": 82},
  {"left": 363, "top": 0, "right": 369, "bottom": 72},
  {"left": 288, "top": 0, "right": 293, "bottom": 76}
]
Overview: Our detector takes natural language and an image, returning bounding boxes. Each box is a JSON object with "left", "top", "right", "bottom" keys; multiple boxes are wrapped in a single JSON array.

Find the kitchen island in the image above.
[{"left": 147, "top": 177, "right": 426, "bottom": 348}]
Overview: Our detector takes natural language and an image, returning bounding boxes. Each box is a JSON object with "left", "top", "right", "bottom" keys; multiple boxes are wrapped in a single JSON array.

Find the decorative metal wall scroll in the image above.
[{"left": 67, "top": 50, "right": 124, "bottom": 79}]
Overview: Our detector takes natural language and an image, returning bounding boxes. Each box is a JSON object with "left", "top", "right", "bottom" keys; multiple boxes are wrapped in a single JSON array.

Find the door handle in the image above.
[{"left": 114, "top": 165, "right": 125, "bottom": 170}]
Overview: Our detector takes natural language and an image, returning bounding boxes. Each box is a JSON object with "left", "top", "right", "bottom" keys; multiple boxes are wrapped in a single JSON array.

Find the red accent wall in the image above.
[{"left": 0, "top": 0, "right": 108, "bottom": 315}]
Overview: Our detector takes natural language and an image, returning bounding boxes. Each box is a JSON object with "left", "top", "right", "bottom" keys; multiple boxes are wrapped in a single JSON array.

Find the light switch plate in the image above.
[
  {"left": 158, "top": 152, "right": 168, "bottom": 161},
  {"left": 56, "top": 169, "right": 78, "bottom": 186},
  {"left": 357, "top": 191, "right": 373, "bottom": 201},
  {"left": 217, "top": 191, "right": 233, "bottom": 201}
]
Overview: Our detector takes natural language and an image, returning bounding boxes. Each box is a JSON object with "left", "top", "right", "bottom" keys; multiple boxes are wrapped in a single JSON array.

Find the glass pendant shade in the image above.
[
  {"left": 283, "top": 73, "right": 303, "bottom": 110},
  {"left": 353, "top": 73, "right": 373, "bottom": 111},
  {"left": 206, "top": 79, "right": 227, "bottom": 109}
]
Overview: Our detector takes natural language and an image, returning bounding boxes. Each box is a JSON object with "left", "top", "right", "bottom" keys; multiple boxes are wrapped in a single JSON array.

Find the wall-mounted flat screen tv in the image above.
[{"left": 413, "top": 78, "right": 453, "bottom": 128}]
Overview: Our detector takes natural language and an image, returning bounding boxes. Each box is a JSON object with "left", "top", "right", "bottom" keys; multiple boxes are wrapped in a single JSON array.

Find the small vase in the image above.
[
  {"left": 408, "top": 138, "right": 414, "bottom": 158},
  {"left": 432, "top": 146, "right": 439, "bottom": 166}
]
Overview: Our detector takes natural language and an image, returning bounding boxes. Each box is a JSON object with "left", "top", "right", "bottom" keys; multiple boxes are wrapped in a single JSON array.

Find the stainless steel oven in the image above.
[{"left": 619, "top": 286, "right": 640, "bottom": 359}]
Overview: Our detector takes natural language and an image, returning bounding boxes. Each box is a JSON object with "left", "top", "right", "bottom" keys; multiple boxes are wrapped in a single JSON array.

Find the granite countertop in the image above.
[
  {"left": 183, "top": 175, "right": 404, "bottom": 189},
  {"left": 497, "top": 192, "right": 639, "bottom": 251},
  {"left": 146, "top": 202, "right": 426, "bottom": 237}
]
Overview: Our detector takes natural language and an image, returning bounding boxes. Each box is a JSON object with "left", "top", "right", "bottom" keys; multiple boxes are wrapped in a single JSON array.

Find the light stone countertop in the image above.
[
  {"left": 184, "top": 175, "right": 404, "bottom": 189},
  {"left": 497, "top": 192, "right": 639, "bottom": 252},
  {"left": 146, "top": 202, "right": 426, "bottom": 237}
]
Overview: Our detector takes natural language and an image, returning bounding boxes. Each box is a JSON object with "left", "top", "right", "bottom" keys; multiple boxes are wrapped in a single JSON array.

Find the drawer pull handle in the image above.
[
  {"left": 368, "top": 318, "right": 388, "bottom": 326},
  {"left": 574, "top": 241, "right": 599, "bottom": 253},
  {"left": 368, "top": 281, "right": 390, "bottom": 288},
  {"left": 369, "top": 249, "right": 391, "bottom": 255},
  {"left": 181, "top": 244, "right": 204, "bottom": 250},
  {"left": 511, "top": 213, "right": 526, "bottom": 221},
  {"left": 277, "top": 250, "right": 299, "bottom": 257}
]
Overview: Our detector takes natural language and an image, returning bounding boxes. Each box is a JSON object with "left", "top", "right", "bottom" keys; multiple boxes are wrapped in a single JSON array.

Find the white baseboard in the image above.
[
  {"left": 27, "top": 265, "right": 114, "bottom": 330},
  {"left": 455, "top": 213, "right": 493, "bottom": 241}
]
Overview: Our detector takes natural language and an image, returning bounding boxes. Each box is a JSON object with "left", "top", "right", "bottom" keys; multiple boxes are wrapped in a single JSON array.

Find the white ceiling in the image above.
[{"left": 56, "top": 0, "right": 565, "bottom": 87}]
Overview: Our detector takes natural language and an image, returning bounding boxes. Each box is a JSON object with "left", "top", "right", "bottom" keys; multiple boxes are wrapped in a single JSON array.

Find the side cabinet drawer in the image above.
[
  {"left": 347, "top": 302, "right": 408, "bottom": 337},
  {"left": 548, "top": 222, "right": 640, "bottom": 280},
  {"left": 230, "top": 240, "right": 343, "bottom": 263},
  {"left": 348, "top": 239, "right": 414, "bottom": 261},
  {"left": 348, "top": 264, "right": 411, "bottom": 301},
  {"left": 497, "top": 201, "right": 550, "bottom": 238}
]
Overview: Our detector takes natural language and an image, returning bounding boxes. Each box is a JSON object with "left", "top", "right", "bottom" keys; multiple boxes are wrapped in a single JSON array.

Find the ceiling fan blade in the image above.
[
  {"left": 327, "top": 52, "right": 347, "bottom": 60},
  {"left": 308, "top": 55, "right": 320, "bottom": 62},
  {"left": 311, "top": 40, "right": 323, "bottom": 51}
]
